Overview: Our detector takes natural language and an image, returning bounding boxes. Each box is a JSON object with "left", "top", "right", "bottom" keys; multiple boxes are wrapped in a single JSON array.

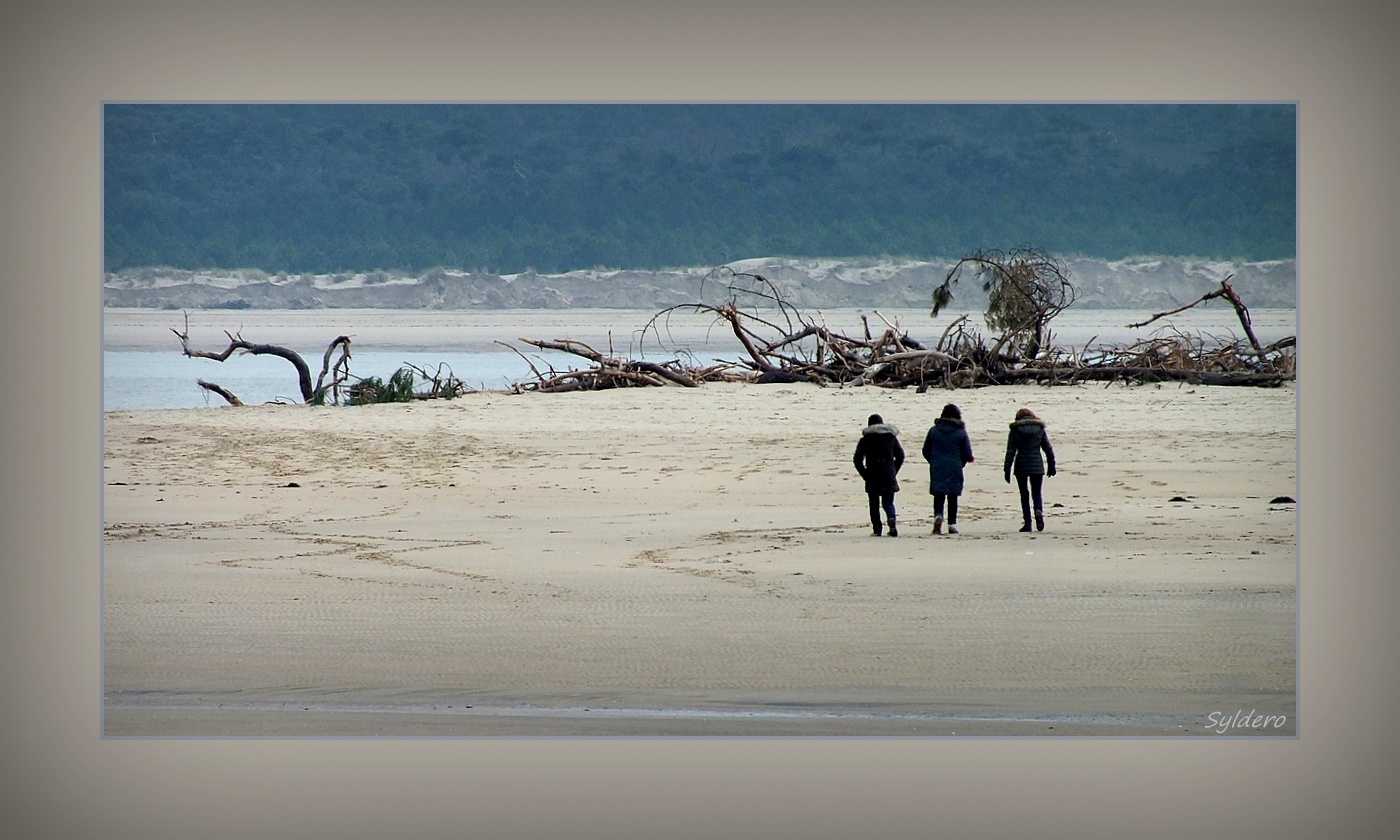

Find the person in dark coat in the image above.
[
  {"left": 854, "top": 413, "right": 905, "bottom": 537},
  {"left": 922, "top": 403, "right": 975, "bottom": 534},
  {"left": 1003, "top": 407, "right": 1057, "bottom": 532}
]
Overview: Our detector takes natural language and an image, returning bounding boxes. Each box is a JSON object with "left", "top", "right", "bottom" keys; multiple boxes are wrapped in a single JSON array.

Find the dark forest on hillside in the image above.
[{"left": 103, "top": 103, "right": 1296, "bottom": 275}]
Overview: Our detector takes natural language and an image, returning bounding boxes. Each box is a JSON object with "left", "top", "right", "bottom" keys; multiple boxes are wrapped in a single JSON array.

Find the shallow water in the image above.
[{"left": 102, "top": 307, "right": 1296, "bottom": 411}]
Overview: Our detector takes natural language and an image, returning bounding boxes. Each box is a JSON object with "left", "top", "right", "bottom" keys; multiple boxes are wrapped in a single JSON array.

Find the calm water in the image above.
[
  {"left": 101, "top": 349, "right": 571, "bottom": 410},
  {"left": 102, "top": 308, "right": 1296, "bottom": 411}
]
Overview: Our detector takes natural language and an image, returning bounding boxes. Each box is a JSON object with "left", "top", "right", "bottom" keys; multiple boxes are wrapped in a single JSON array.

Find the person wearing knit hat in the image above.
[
  {"left": 853, "top": 413, "right": 905, "bottom": 537},
  {"left": 1003, "top": 407, "right": 1057, "bottom": 532},
  {"left": 921, "top": 403, "right": 975, "bottom": 534}
]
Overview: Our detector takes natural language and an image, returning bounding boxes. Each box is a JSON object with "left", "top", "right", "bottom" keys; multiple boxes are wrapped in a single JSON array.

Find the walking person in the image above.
[
  {"left": 854, "top": 413, "right": 905, "bottom": 537},
  {"left": 1003, "top": 407, "right": 1057, "bottom": 532},
  {"left": 922, "top": 403, "right": 974, "bottom": 534}
]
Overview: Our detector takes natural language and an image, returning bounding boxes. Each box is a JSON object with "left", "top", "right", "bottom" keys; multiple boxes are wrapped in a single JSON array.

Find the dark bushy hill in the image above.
[{"left": 103, "top": 103, "right": 1295, "bottom": 275}]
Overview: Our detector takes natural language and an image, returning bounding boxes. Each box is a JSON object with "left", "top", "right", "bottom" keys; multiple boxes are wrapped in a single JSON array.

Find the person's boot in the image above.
[
  {"left": 933, "top": 515, "right": 943, "bottom": 535},
  {"left": 872, "top": 521, "right": 883, "bottom": 537},
  {"left": 947, "top": 522, "right": 959, "bottom": 535},
  {"left": 888, "top": 518, "right": 898, "bottom": 537},
  {"left": 1035, "top": 511, "right": 1045, "bottom": 532},
  {"left": 1019, "top": 518, "right": 1032, "bottom": 533}
]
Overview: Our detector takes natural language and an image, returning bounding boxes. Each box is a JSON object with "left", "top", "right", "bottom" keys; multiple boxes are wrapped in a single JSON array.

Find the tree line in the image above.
[{"left": 104, "top": 103, "right": 1296, "bottom": 275}]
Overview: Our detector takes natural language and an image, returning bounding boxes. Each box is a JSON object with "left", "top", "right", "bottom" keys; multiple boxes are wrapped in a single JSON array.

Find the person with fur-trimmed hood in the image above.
[
  {"left": 1004, "top": 407, "right": 1057, "bottom": 532},
  {"left": 854, "top": 413, "right": 905, "bottom": 537},
  {"left": 922, "top": 403, "right": 975, "bottom": 534}
]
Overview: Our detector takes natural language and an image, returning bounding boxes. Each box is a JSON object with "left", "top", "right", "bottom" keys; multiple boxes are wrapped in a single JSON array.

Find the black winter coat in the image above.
[
  {"left": 1004, "top": 419, "right": 1056, "bottom": 477},
  {"left": 922, "top": 418, "right": 974, "bottom": 495},
  {"left": 854, "top": 423, "right": 905, "bottom": 494}
]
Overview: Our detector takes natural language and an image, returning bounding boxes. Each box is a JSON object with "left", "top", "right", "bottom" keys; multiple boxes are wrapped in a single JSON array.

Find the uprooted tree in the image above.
[
  {"left": 507, "top": 254, "right": 1294, "bottom": 390},
  {"left": 507, "top": 267, "right": 966, "bottom": 392},
  {"left": 171, "top": 311, "right": 469, "bottom": 405}
]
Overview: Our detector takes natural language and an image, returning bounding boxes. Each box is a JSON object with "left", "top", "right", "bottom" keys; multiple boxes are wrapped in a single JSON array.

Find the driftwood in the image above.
[
  {"left": 504, "top": 270, "right": 982, "bottom": 391},
  {"left": 502, "top": 337, "right": 705, "bottom": 392},
  {"left": 172, "top": 311, "right": 473, "bottom": 405},
  {"left": 1127, "top": 274, "right": 1266, "bottom": 355},
  {"left": 507, "top": 268, "right": 1295, "bottom": 391},
  {"left": 172, "top": 311, "right": 352, "bottom": 405},
  {"left": 400, "top": 362, "right": 471, "bottom": 400},
  {"left": 171, "top": 266, "right": 1293, "bottom": 400},
  {"left": 194, "top": 379, "right": 244, "bottom": 406}
]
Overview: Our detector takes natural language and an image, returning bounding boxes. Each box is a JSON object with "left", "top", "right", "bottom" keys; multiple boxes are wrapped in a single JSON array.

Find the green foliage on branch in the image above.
[
  {"left": 933, "top": 247, "right": 1078, "bottom": 360},
  {"left": 349, "top": 368, "right": 418, "bottom": 405}
]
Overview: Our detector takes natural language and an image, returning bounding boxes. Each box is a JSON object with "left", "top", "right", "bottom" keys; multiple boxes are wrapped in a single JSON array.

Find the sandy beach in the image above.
[{"left": 102, "top": 311, "right": 1297, "bottom": 737}]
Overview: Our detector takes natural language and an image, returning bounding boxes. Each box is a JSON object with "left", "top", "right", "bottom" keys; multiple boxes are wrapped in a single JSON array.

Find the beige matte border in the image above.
[{"left": 5, "top": 0, "right": 1394, "bottom": 838}]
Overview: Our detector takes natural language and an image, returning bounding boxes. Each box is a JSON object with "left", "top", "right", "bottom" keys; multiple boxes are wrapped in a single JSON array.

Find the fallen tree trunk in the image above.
[
  {"left": 195, "top": 379, "right": 244, "bottom": 406},
  {"left": 172, "top": 311, "right": 352, "bottom": 404}
]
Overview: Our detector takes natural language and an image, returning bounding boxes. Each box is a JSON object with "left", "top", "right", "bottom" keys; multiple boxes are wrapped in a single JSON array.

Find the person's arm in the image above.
[
  {"left": 893, "top": 439, "right": 905, "bottom": 473},
  {"left": 853, "top": 440, "right": 867, "bottom": 478},
  {"left": 1043, "top": 431, "right": 1057, "bottom": 476},
  {"left": 1004, "top": 433, "right": 1014, "bottom": 482},
  {"left": 962, "top": 432, "right": 974, "bottom": 465}
]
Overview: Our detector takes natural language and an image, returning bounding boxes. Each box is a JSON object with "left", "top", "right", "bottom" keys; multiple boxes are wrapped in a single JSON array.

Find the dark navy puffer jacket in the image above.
[
  {"left": 854, "top": 423, "right": 905, "bottom": 494},
  {"left": 922, "top": 418, "right": 974, "bottom": 495},
  {"left": 1003, "top": 418, "right": 1056, "bottom": 477}
]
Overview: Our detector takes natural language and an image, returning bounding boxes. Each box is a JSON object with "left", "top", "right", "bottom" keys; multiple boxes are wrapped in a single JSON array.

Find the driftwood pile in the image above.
[
  {"left": 506, "top": 270, "right": 1295, "bottom": 391},
  {"left": 1035, "top": 277, "right": 1295, "bottom": 387},
  {"left": 171, "top": 266, "right": 1295, "bottom": 405},
  {"left": 500, "top": 338, "right": 728, "bottom": 392}
]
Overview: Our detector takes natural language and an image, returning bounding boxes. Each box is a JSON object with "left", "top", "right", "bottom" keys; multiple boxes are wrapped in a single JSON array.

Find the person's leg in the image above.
[
  {"left": 868, "top": 493, "right": 882, "bottom": 535},
  {"left": 932, "top": 493, "right": 945, "bottom": 533},
  {"left": 947, "top": 494, "right": 959, "bottom": 533},
  {"left": 883, "top": 493, "right": 898, "bottom": 536},
  {"left": 1030, "top": 474, "right": 1045, "bottom": 530},
  {"left": 1015, "top": 474, "right": 1032, "bottom": 531}
]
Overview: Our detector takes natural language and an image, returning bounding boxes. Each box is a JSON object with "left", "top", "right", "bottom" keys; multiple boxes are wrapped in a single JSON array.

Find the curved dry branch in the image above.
[
  {"left": 172, "top": 311, "right": 318, "bottom": 402},
  {"left": 314, "top": 336, "right": 353, "bottom": 403},
  {"left": 195, "top": 379, "right": 243, "bottom": 406}
]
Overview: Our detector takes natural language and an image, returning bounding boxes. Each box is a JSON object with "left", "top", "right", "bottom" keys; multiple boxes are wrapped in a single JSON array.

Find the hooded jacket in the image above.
[
  {"left": 1004, "top": 417, "right": 1056, "bottom": 477},
  {"left": 922, "top": 417, "right": 974, "bottom": 495},
  {"left": 854, "top": 423, "right": 905, "bottom": 495}
]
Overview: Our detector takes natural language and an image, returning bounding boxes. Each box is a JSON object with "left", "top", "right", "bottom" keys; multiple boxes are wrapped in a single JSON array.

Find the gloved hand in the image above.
[
  {"left": 1047, "top": 466, "right": 1056, "bottom": 477},
  {"left": 1004, "top": 471, "right": 1011, "bottom": 484}
]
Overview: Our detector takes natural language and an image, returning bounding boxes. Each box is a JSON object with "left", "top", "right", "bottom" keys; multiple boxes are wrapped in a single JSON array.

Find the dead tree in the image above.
[
  {"left": 1128, "top": 274, "right": 1266, "bottom": 356},
  {"left": 505, "top": 262, "right": 1293, "bottom": 392},
  {"left": 501, "top": 337, "right": 705, "bottom": 392},
  {"left": 171, "top": 311, "right": 352, "bottom": 405}
]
